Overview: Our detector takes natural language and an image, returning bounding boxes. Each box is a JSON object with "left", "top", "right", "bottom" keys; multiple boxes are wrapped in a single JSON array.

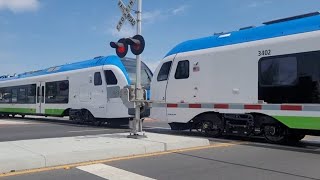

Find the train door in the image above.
[
  {"left": 104, "top": 69, "right": 127, "bottom": 118},
  {"left": 150, "top": 58, "right": 174, "bottom": 121},
  {"left": 36, "top": 82, "right": 45, "bottom": 114},
  {"left": 166, "top": 57, "right": 195, "bottom": 123}
]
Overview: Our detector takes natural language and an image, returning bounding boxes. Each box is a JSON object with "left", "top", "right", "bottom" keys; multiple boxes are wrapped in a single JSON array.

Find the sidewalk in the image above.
[{"left": 0, "top": 132, "right": 209, "bottom": 174}]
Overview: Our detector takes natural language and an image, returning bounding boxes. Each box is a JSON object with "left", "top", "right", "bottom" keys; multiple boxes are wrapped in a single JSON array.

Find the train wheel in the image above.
[
  {"left": 201, "top": 121, "right": 221, "bottom": 137},
  {"left": 198, "top": 114, "right": 223, "bottom": 137},
  {"left": 263, "top": 125, "right": 287, "bottom": 144},
  {"left": 82, "top": 110, "right": 95, "bottom": 123}
]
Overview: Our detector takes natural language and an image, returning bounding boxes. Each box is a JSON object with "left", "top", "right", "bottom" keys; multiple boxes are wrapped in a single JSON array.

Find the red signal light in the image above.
[
  {"left": 110, "top": 38, "right": 128, "bottom": 58},
  {"left": 126, "top": 35, "right": 145, "bottom": 55},
  {"left": 118, "top": 46, "right": 125, "bottom": 53}
]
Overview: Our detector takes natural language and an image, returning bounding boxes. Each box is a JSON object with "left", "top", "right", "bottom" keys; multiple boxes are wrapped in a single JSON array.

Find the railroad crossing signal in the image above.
[
  {"left": 117, "top": 0, "right": 137, "bottom": 31},
  {"left": 126, "top": 35, "right": 145, "bottom": 55},
  {"left": 110, "top": 35, "right": 145, "bottom": 57},
  {"left": 110, "top": 38, "right": 129, "bottom": 58}
]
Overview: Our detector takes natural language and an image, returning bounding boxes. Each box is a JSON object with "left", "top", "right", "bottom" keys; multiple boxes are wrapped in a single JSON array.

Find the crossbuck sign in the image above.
[{"left": 117, "top": 0, "right": 137, "bottom": 31}]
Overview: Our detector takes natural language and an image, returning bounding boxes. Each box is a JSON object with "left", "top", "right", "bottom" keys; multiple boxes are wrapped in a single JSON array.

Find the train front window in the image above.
[
  {"left": 126, "top": 67, "right": 151, "bottom": 85},
  {"left": 122, "top": 60, "right": 152, "bottom": 86},
  {"left": 105, "top": 70, "right": 118, "bottom": 85}
]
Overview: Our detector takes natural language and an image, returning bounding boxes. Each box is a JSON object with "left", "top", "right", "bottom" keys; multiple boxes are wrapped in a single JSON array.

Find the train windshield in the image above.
[{"left": 121, "top": 60, "right": 153, "bottom": 88}]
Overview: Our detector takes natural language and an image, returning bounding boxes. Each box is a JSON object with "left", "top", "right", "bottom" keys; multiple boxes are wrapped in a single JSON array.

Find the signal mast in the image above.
[{"left": 110, "top": 0, "right": 146, "bottom": 138}]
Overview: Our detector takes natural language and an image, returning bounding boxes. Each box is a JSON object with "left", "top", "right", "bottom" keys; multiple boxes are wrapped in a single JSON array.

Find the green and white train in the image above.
[
  {"left": 150, "top": 12, "right": 320, "bottom": 143},
  {"left": 0, "top": 56, "right": 152, "bottom": 125}
]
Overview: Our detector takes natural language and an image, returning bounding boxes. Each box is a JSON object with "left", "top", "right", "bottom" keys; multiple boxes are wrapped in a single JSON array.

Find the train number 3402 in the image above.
[{"left": 258, "top": 50, "right": 271, "bottom": 56}]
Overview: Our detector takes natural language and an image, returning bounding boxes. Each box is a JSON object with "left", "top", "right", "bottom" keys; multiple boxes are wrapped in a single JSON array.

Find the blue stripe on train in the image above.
[
  {"left": 0, "top": 56, "right": 131, "bottom": 84},
  {"left": 166, "top": 14, "right": 320, "bottom": 57}
]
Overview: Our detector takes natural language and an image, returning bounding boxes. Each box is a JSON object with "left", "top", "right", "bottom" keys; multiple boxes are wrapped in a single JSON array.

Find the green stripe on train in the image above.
[
  {"left": 0, "top": 108, "right": 36, "bottom": 114},
  {"left": 45, "top": 109, "right": 65, "bottom": 116},
  {"left": 0, "top": 108, "right": 65, "bottom": 116},
  {"left": 274, "top": 116, "right": 320, "bottom": 130}
]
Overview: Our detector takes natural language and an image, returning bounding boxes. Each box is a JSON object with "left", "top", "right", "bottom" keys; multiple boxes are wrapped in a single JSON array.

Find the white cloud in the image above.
[
  {"left": 172, "top": 5, "right": 189, "bottom": 15},
  {"left": 143, "top": 10, "right": 162, "bottom": 23},
  {"left": 105, "top": 15, "right": 136, "bottom": 38},
  {"left": 109, "top": 24, "right": 136, "bottom": 38},
  {"left": 106, "top": 4, "right": 190, "bottom": 38},
  {"left": 139, "top": 4, "right": 189, "bottom": 24},
  {"left": 0, "top": 0, "right": 40, "bottom": 13}
]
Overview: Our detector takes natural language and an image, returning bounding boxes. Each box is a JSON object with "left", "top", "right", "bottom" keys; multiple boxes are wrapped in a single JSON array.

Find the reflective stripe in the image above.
[
  {"left": 214, "top": 104, "right": 229, "bottom": 109},
  {"left": 189, "top": 104, "right": 201, "bottom": 108},
  {"left": 303, "top": 105, "right": 320, "bottom": 111},
  {"left": 281, "top": 105, "right": 302, "bottom": 111},
  {"left": 152, "top": 103, "right": 166, "bottom": 108},
  {"left": 178, "top": 104, "right": 189, "bottom": 108},
  {"left": 167, "top": 104, "right": 178, "bottom": 108},
  {"left": 229, "top": 104, "right": 244, "bottom": 110},
  {"left": 244, "top": 104, "right": 262, "bottom": 110},
  {"left": 262, "top": 104, "right": 281, "bottom": 110},
  {"left": 152, "top": 102, "right": 320, "bottom": 112}
]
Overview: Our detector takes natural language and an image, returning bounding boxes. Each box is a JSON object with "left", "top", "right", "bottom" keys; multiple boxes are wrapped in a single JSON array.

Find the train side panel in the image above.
[
  {"left": 0, "top": 63, "right": 131, "bottom": 119},
  {"left": 152, "top": 30, "right": 320, "bottom": 131}
]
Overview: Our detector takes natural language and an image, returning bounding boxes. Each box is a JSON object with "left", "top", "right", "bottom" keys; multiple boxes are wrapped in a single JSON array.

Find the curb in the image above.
[{"left": 0, "top": 133, "right": 210, "bottom": 174}]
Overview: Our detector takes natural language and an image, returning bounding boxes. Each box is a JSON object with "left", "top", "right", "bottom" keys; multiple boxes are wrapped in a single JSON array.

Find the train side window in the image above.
[
  {"left": 260, "top": 56, "right": 297, "bottom": 86},
  {"left": 0, "top": 88, "right": 5, "bottom": 103},
  {"left": 18, "top": 87, "right": 27, "bottom": 103},
  {"left": 105, "top": 70, "right": 118, "bottom": 85},
  {"left": 94, "top": 72, "right": 102, "bottom": 86},
  {"left": 4, "top": 88, "right": 11, "bottom": 103},
  {"left": 11, "top": 88, "right": 18, "bottom": 103},
  {"left": 27, "top": 84, "right": 36, "bottom": 104},
  {"left": 0, "top": 88, "right": 12, "bottom": 103},
  {"left": 175, "top": 60, "right": 190, "bottom": 79},
  {"left": 45, "top": 80, "right": 69, "bottom": 104},
  {"left": 157, "top": 61, "right": 172, "bottom": 81}
]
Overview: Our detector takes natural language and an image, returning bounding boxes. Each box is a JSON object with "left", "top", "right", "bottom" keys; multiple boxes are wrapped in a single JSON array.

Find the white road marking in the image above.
[
  {"left": 77, "top": 163, "right": 156, "bottom": 180},
  {"left": 68, "top": 129, "right": 110, "bottom": 133}
]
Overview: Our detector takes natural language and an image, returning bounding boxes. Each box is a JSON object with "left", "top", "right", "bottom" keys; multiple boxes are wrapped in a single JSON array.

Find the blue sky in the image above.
[{"left": 1, "top": 0, "right": 320, "bottom": 74}]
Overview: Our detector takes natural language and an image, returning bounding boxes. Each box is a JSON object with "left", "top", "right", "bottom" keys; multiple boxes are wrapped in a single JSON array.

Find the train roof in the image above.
[
  {"left": 0, "top": 55, "right": 129, "bottom": 82},
  {"left": 165, "top": 12, "right": 320, "bottom": 57}
]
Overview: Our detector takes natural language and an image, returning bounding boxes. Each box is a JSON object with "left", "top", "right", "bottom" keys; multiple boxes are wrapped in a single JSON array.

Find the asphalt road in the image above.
[
  {"left": 0, "top": 117, "right": 128, "bottom": 142},
  {"left": 2, "top": 139, "right": 320, "bottom": 180},
  {"left": 1, "top": 116, "right": 320, "bottom": 180},
  {"left": 0, "top": 116, "right": 170, "bottom": 142}
]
